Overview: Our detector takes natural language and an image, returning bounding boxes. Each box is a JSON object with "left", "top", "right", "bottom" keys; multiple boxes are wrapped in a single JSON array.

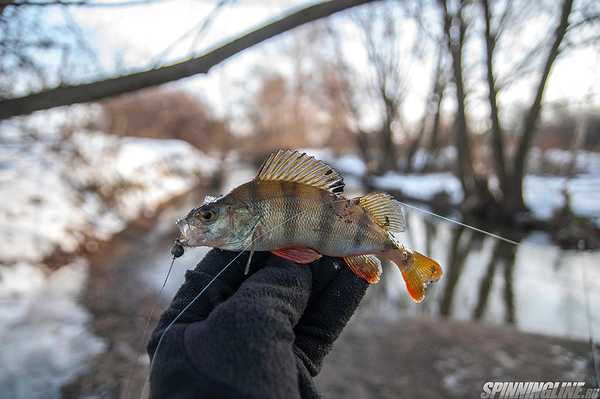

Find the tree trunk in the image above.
[
  {"left": 510, "top": 0, "right": 573, "bottom": 210},
  {"left": 481, "top": 0, "right": 510, "bottom": 201},
  {"left": 378, "top": 94, "right": 398, "bottom": 172},
  {"left": 0, "top": 0, "right": 376, "bottom": 120},
  {"left": 440, "top": 0, "right": 475, "bottom": 197},
  {"left": 421, "top": 45, "right": 446, "bottom": 173}
]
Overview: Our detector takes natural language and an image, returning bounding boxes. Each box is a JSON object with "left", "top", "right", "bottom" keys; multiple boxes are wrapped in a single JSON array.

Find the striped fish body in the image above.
[
  {"left": 227, "top": 180, "right": 391, "bottom": 256},
  {"left": 177, "top": 149, "right": 443, "bottom": 303}
]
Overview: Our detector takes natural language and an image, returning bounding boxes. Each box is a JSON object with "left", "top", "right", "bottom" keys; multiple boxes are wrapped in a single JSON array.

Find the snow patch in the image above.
[
  {"left": 0, "top": 260, "right": 105, "bottom": 399},
  {"left": 0, "top": 129, "right": 217, "bottom": 263}
]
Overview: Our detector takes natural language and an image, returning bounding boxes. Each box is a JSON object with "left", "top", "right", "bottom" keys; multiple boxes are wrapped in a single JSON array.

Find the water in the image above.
[
  {"left": 145, "top": 172, "right": 600, "bottom": 342},
  {"left": 361, "top": 210, "right": 600, "bottom": 341}
]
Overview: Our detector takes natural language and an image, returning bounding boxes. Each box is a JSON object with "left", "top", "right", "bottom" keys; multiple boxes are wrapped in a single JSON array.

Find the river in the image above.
[{"left": 59, "top": 167, "right": 600, "bottom": 397}]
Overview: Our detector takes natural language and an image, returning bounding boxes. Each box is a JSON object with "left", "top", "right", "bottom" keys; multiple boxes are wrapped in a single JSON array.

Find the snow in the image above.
[
  {"left": 0, "top": 112, "right": 218, "bottom": 399},
  {"left": 0, "top": 260, "right": 105, "bottom": 399},
  {"left": 524, "top": 174, "right": 600, "bottom": 220},
  {"left": 300, "top": 147, "right": 600, "bottom": 221},
  {"left": 529, "top": 148, "right": 600, "bottom": 175},
  {"left": 373, "top": 172, "right": 464, "bottom": 203},
  {"left": 0, "top": 129, "right": 217, "bottom": 263}
]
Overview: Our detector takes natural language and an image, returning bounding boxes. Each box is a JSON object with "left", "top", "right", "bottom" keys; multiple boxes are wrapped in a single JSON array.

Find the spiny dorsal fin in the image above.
[
  {"left": 256, "top": 149, "right": 344, "bottom": 194},
  {"left": 358, "top": 192, "right": 406, "bottom": 233},
  {"left": 344, "top": 255, "right": 382, "bottom": 284}
]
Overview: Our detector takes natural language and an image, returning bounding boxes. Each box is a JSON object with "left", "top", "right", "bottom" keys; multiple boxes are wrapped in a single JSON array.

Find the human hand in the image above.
[{"left": 148, "top": 249, "right": 368, "bottom": 399}]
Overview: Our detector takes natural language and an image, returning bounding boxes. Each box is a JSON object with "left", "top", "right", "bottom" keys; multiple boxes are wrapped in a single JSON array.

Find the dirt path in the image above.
[{"left": 317, "top": 314, "right": 597, "bottom": 398}]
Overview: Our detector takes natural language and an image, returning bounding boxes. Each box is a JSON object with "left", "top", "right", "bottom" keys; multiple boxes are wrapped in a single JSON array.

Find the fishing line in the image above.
[
  {"left": 125, "top": 245, "right": 181, "bottom": 397},
  {"left": 401, "top": 199, "right": 599, "bottom": 387},
  {"left": 579, "top": 241, "right": 600, "bottom": 389},
  {"left": 396, "top": 200, "right": 520, "bottom": 246},
  {"left": 144, "top": 196, "right": 351, "bottom": 396}
]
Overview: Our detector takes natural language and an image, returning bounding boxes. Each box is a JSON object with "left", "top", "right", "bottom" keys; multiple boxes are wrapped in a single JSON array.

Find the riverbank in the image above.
[
  {"left": 318, "top": 314, "right": 596, "bottom": 398},
  {"left": 0, "top": 125, "right": 217, "bottom": 398},
  {"left": 61, "top": 185, "right": 598, "bottom": 398},
  {"left": 61, "top": 184, "right": 206, "bottom": 398}
]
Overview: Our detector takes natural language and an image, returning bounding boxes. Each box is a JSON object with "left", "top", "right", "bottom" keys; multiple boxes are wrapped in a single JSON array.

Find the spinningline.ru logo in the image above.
[{"left": 481, "top": 382, "right": 599, "bottom": 399}]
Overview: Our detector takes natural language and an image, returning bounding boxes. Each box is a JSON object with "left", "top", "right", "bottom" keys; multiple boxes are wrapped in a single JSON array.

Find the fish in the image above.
[{"left": 176, "top": 149, "right": 442, "bottom": 303}]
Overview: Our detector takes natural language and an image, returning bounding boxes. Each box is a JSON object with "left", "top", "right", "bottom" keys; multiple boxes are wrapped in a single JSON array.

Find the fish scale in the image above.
[
  {"left": 245, "top": 182, "right": 387, "bottom": 256},
  {"left": 177, "top": 149, "right": 443, "bottom": 303}
]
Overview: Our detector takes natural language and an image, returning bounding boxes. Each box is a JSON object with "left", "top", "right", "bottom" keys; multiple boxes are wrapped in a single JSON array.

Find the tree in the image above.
[
  {"left": 438, "top": 0, "right": 477, "bottom": 197},
  {"left": 479, "top": 0, "right": 575, "bottom": 213},
  {"left": 0, "top": 0, "right": 378, "bottom": 120},
  {"left": 510, "top": 0, "right": 574, "bottom": 211},
  {"left": 323, "top": 1, "right": 431, "bottom": 175}
]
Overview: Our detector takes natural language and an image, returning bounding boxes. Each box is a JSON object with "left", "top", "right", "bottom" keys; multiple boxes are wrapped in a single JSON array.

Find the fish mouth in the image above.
[{"left": 176, "top": 218, "right": 199, "bottom": 244}]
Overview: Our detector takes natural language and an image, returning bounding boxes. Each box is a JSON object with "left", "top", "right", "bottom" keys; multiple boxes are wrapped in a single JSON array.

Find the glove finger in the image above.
[
  {"left": 194, "top": 249, "right": 269, "bottom": 283},
  {"left": 293, "top": 264, "right": 368, "bottom": 375},
  {"left": 234, "top": 255, "right": 313, "bottom": 327},
  {"left": 308, "top": 256, "right": 344, "bottom": 298},
  {"left": 163, "top": 249, "right": 269, "bottom": 323}
]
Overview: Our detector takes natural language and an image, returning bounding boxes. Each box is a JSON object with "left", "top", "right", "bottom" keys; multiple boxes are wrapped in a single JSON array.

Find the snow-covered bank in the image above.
[
  {"left": 371, "top": 171, "right": 600, "bottom": 222},
  {"left": 0, "top": 117, "right": 218, "bottom": 399},
  {"left": 307, "top": 149, "right": 600, "bottom": 223},
  {"left": 0, "top": 130, "right": 217, "bottom": 263}
]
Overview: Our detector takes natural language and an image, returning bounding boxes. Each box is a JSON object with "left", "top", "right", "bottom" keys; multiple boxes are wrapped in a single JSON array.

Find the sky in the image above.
[{"left": 66, "top": 0, "right": 600, "bottom": 128}]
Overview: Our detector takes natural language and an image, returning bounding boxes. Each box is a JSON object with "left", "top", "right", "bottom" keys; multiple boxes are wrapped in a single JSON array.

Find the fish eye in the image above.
[{"left": 199, "top": 209, "right": 216, "bottom": 222}]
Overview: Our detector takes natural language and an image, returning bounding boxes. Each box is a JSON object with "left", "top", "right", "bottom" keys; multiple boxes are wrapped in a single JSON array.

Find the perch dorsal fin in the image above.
[
  {"left": 358, "top": 192, "right": 406, "bottom": 233},
  {"left": 256, "top": 149, "right": 344, "bottom": 194}
]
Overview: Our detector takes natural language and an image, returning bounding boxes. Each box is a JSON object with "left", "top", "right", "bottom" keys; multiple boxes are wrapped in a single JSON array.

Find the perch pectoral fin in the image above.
[{"left": 271, "top": 247, "right": 322, "bottom": 264}]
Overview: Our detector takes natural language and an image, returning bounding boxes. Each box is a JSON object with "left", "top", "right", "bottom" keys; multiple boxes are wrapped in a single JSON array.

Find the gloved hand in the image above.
[{"left": 147, "top": 249, "right": 368, "bottom": 399}]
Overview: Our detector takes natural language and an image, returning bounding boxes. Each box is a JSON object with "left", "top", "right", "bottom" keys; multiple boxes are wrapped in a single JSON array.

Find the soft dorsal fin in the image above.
[
  {"left": 256, "top": 149, "right": 344, "bottom": 194},
  {"left": 358, "top": 192, "right": 406, "bottom": 233}
]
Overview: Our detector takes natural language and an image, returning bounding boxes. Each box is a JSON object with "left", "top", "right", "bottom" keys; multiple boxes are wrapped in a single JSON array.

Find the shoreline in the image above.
[
  {"left": 59, "top": 180, "right": 598, "bottom": 398},
  {"left": 61, "top": 183, "right": 206, "bottom": 398}
]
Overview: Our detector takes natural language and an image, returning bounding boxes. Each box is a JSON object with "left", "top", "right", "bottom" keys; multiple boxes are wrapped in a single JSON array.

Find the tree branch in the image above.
[
  {"left": 0, "top": 0, "right": 376, "bottom": 120},
  {"left": 1, "top": 0, "right": 174, "bottom": 7}
]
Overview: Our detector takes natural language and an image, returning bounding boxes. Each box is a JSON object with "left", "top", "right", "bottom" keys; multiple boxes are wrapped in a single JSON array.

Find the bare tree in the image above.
[
  {"left": 438, "top": 0, "right": 476, "bottom": 196},
  {"left": 479, "top": 0, "right": 575, "bottom": 212},
  {"left": 406, "top": 43, "right": 447, "bottom": 173},
  {"left": 321, "top": 1, "right": 422, "bottom": 175},
  {"left": 481, "top": 0, "right": 510, "bottom": 200},
  {"left": 510, "top": 0, "right": 574, "bottom": 211},
  {"left": 0, "top": 0, "right": 378, "bottom": 120}
]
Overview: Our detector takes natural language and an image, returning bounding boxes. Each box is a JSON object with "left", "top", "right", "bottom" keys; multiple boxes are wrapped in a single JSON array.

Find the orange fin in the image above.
[
  {"left": 272, "top": 247, "right": 322, "bottom": 264},
  {"left": 386, "top": 248, "right": 443, "bottom": 303},
  {"left": 343, "top": 255, "right": 382, "bottom": 284},
  {"left": 401, "top": 251, "right": 443, "bottom": 303}
]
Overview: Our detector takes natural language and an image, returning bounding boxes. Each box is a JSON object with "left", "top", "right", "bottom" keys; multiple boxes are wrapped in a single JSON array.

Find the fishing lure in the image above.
[{"left": 176, "top": 149, "right": 442, "bottom": 302}]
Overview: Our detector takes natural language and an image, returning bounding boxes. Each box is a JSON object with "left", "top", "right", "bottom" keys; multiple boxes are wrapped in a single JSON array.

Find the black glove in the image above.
[{"left": 147, "top": 249, "right": 368, "bottom": 399}]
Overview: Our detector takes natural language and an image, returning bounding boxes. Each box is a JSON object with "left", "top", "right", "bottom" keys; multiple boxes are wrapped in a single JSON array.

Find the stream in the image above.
[{"left": 12, "top": 166, "right": 598, "bottom": 398}]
